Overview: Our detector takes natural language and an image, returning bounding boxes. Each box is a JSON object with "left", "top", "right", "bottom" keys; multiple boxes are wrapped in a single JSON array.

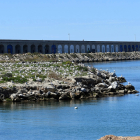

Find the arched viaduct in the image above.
[{"left": 0, "top": 40, "right": 140, "bottom": 54}]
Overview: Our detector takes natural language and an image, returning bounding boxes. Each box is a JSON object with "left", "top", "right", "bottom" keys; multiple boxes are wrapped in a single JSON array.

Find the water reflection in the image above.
[{"left": 0, "top": 98, "right": 99, "bottom": 112}]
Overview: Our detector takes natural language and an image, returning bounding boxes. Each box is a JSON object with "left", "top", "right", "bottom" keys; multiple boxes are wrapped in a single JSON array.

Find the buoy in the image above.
[{"left": 75, "top": 107, "right": 78, "bottom": 109}]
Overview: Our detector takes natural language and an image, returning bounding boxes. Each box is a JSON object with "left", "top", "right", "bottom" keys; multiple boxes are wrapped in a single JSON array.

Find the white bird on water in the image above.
[{"left": 74, "top": 107, "right": 78, "bottom": 109}]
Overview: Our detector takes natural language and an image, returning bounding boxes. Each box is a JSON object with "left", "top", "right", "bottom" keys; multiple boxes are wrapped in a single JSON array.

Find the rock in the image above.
[
  {"left": 95, "top": 83, "right": 108, "bottom": 88},
  {"left": 59, "top": 93, "right": 70, "bottom": 100},
  {"left": 109, "top": 76, "right": 116, "bottom": 82},
  {"left": 125, "top": 84, "right": 135, "bottom": 90},
  {"left": 56, "top": 84, "right": 70, "bottom": 89},
  {"left": 44, "top": 84, "right": 56, "bottom": 92},
  {"left": 81, "top": 88, "right": 86, "bottom": 92},
  {"left": 0, "top": 93, "right": 4, "bottom": 101},
  {"left": 70, "top": 92, "right": 76, "bottom": 99},
  {"left": 117, "top": 77, "right": 126, "bottom": 83},
  {"left": 10, "top": 93, "right": 20, "bottom": 102},
  {"left": 50, "top": 92, "right": 60, "bottom": 99},
  {"left": 117, "top": 90, "right": 125, "bottom": 94},
  {"left": 109, "top": 72, "right": 116, "bottom": 77},
  {"left": 74, "top": 76, "right": 96, "bottom": 85}
]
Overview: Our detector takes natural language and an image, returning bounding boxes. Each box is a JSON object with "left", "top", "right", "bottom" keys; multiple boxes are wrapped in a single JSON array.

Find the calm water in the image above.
[{"left": 0, "top": 60, "right": 140, "bottom": 140}]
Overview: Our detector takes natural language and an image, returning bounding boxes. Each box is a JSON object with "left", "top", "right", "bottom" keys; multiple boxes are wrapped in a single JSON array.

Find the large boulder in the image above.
[
  {"left": 125, "top": 84, "right": 135, "bottom": 90},
  {"left": 74, "top": 76, "right": 96, "bottom": 85},
  {"left": 95, "top": 83, "right": 108, "bottom": 88},
  {"left": 59, "top": 93, "right": 71, "bottom": 100},
  {"left": 43, "top": 84, "right": 56, "bottom": 92},
  {"left": 10, "top": 93, "right": 20, "bottom": 102}
]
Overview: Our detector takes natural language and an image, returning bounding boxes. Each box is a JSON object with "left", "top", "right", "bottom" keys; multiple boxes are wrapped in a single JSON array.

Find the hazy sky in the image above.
[{"left": 0, "top": 0, "right": 139, "bottom": 41}]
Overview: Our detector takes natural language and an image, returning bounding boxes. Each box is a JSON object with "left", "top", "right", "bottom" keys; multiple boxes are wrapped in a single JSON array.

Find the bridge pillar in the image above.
[
  {"left": 28, "top": 45, "right": 31, "bottom": 53},
  {"left": 21, "top": 45, "right": 23, "bottom": 53},
  {"left": 4, "top": 44, "right": 7, "bottom": 53}
]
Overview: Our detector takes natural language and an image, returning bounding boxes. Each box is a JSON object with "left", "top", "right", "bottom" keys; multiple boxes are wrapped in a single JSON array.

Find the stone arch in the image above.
[
  {"left": 7, "top": 45, "right": 13, "bottom": 54},
  {"left": 92, "top": 45, "right": 95, "bottom": 53},
  {"left": 115, "top": 45, "right": 118, "bottom": 52},
  {"left": 97, "top": 45, "right": 100, "bottom": 52},
  {"left": 70, "top": 45, "right": 74, "bottom": 53},
  {"left": 102, "top": 45, "right": 105, "bottom": 53},
  {"left": 0, "top": 45, "right": 4, "bottom": 53},
  {"left": 31, "top": 45, "right": 35, "bottom": 53},
  {"left": 23, "top": 45, "right": 28, "bottom": 53},
  {"left": 111, "top": 45, "right": 114, "bottom": 52},
  {"left": 58, "top": 45, "right": 62, "bottom": 53},
  {"left": 15, "top": 45, "right": 21, "bottom": 54},
  {"left": 38, "top": 45, "right": 43, "bottom": 53},
  {"left": 81, "top": 45, "right": 85, "bottom": 53},
  {"left": 76, "top": 45, "right": 80, "bottom": 53},
  {"left": 64, "top": 45, "right": 68, "bottom": 53},
  {"left": 87, "top": 45, "right": 90, "bottom": 53},
  {"left": 45, "top": 45, "right": 49, "bottom": 54},
  {"left": 106, "top": 45, "right": 110, "bottom": 52}
]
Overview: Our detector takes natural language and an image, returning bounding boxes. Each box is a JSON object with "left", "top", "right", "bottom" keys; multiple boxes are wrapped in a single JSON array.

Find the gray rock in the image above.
[
  {"left": 59, "top": 93, "right": 70, "bottom": 100},
  {"left": 125, "top": 84, "right": 135, "bottom": 90},
  {"left": 95, "top": 83, "right": 108, "bottom": 88}
]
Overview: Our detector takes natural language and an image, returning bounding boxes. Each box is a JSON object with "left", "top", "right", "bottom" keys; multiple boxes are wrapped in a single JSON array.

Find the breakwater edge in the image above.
[{"left": 0, "top": 52, "right": 139, "bottom": 102}]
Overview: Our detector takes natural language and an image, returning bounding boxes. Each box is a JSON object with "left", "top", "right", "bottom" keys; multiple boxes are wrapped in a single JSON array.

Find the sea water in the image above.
[{"left": 0, "top": 60, "right": 140, "bottom": 140}]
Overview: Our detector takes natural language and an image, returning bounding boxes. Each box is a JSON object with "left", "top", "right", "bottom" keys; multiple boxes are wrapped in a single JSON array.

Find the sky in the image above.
[{"left": 0, "top": 0, "right": 140, "bottom": 41}]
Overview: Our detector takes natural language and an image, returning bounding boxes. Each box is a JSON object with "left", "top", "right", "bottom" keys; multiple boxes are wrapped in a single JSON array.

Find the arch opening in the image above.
[
  {"left": 51, "top": 45, "right": 56, "bottom": 54},
  {"left": 38, "top": 45, "right": 43, "bottom": 53},
  {"left": 45, "top": 45, "right": 49, "bottom": 54},
  {"left": 31, "top": 45, "right": 35, "bottom": 53},
  {"left": 81, "top": 45, "right": 85, "bottom": 53},
  {"left": 124, "top": 45, "right": 127, "bottom": 52},
  {"left": 128, "top": 45, "right": 131, "bottom": 52},
  {"left": 76, "top": 45, "right": 79, "bottom": 53},
  {"left": 106, "top": 45, "right": 109, "bottom": 52},
  {"left": 64, "top": 45, "right": 68, "bottom": 53},
  {"left": 7, "top": 45, "right": 13, "bottom": 54},
  {"left": 15, "top": 45, "right": 21, "bottom": 54},
  {"left": 23, "top": 45, "right": 28, "bottom": 53},
  {"left": 115, "top": 45, "right": 118, "bottom": 52},
  {"left": 120, "top": 45, "right": 123, "bottom": 52},
  {"left": 97, "top": 45, "right": 100, "bottom": 52},
  {"left": 87, "top": 45, "right": 90, "bottom": 53},
  {"left": 111, "top": 45, "right": 114, "bottom": 52},
  {"left": 92, "top": 45, "right": 95, "bottom": 53},
  {"left": 70, "top": 45, "right": 74, "bottom": 53},
  {"left": 102, "top": 45, "right": 105, "bottom": 53},
  {"left": 58, "top": 45, "right": 62, "bottom": 53}
]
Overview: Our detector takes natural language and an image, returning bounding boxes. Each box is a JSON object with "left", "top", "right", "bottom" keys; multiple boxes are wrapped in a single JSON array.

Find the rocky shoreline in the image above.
[
  {"left": 0, "top": 51, "right": 140, "bottom": 63},
  {"left": 99, "top": 135, "right": 140, "bottom": 140},
  {"left": 0, "top": 60, "right": 138, "bottom": 102}
]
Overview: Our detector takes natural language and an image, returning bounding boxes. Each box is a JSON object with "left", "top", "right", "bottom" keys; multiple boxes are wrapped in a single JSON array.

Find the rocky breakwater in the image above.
[
  {"left": 0, "top": 66, "right": 138, "bottom": 102},
  {"left": 99, "top": 135, "right": 140, "bottom": 140}
]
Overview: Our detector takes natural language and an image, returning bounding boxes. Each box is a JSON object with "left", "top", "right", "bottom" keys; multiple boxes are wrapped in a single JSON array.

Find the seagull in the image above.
[
  {"left": 128, "top": 82, "right": 131, "bottom": 85},
  {"left": 74, "top": 107, "right": 78, "bottom": 109}
]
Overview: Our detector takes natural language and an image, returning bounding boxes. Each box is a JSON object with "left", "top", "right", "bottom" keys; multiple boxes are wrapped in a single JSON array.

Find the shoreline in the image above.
[{"left": 0, "top": 55, "right": 138, "bottom": 102}]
